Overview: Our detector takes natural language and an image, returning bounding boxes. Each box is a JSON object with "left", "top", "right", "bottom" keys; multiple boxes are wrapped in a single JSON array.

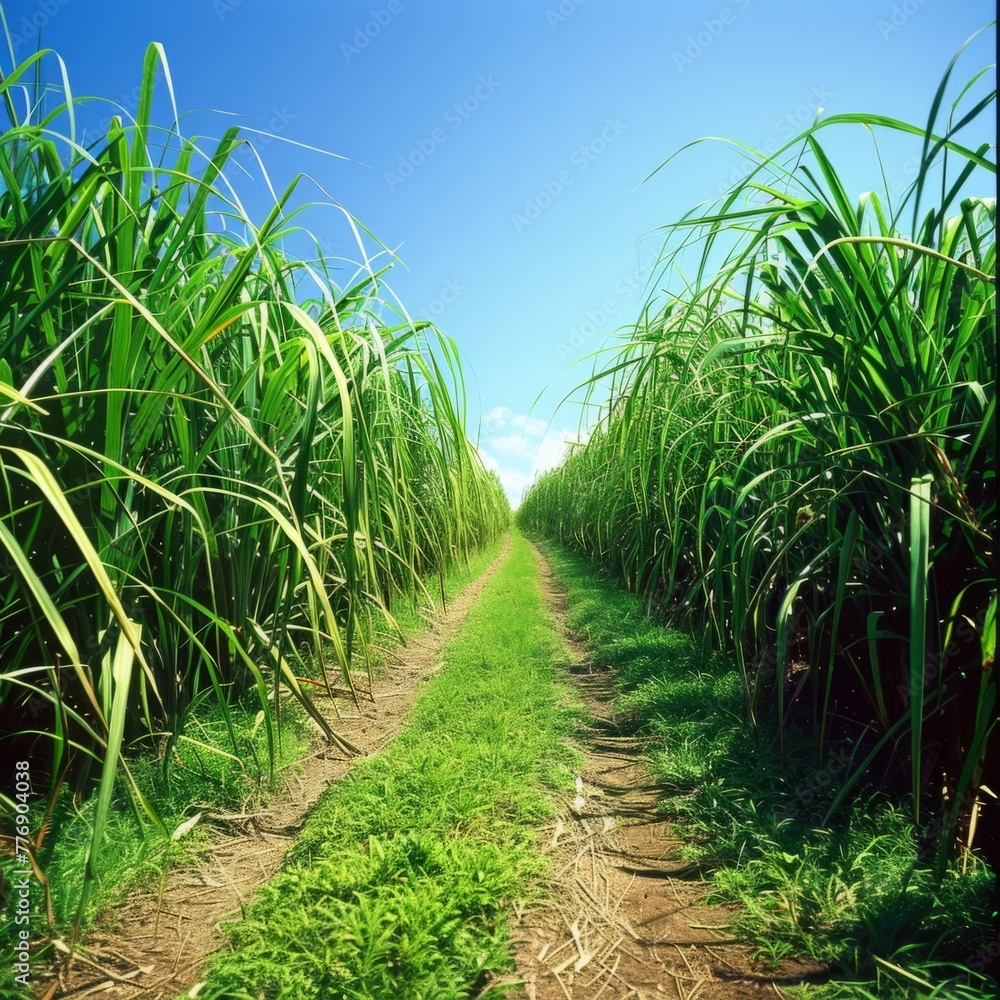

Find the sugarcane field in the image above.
[{"left": 0, "top": 3, "right": 996, "bottom": 999}]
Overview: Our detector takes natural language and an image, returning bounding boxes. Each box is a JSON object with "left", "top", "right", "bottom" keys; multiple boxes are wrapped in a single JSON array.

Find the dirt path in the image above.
[
  {"left": 509, "top": 545, "right": 819, "bottom": 1000},
  {"left": 36, "top": 539, "right": 511, "bottom": 1000}
]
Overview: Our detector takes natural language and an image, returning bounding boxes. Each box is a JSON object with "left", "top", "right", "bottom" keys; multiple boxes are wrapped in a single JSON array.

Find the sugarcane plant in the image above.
[
  {"left": 519, "top": 29, "right": 996, "bottom": 869},
  {"left": 0, "top": 34, "right": 508, "bottom": 930}
]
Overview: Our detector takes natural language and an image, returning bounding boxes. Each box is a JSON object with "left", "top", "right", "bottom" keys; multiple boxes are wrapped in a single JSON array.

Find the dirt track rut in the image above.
[{"left": 508, "top": 544, "right": 820, "bottom": 1000}]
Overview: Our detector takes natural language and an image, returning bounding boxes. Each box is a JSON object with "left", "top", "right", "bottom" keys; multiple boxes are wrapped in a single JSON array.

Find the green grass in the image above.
[
  {"left": 536, "top": 539, "right": 997, "bottom": 999},
  {"left": 195, "top": 529, "right": 581, "bottom": 1000},
  {"left": 0, "top": 535, "right": 506, "bottom": 998},
  {"left": 351, "top": 532, "right": 507, "bottom": 684},
  {"left": 0, "top": 698, "right": 309, "bottom": 995}
]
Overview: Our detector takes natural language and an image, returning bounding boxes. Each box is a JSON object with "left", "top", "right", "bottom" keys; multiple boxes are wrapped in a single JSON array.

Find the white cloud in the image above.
[
  {"left": 481, "top": 405, "right": 548, "bottom": 438},
  {"left": 486, "top": 432, "right": 530, "bottom": 457},
  {"left": 482, "top": 405, "right": 513, "bottom": 432},
  {"left": 476, "top": 406, "right": 582, "bottom": 508},
  {"left": 532, "top": 433, "right": 572, "bottom": 474}
]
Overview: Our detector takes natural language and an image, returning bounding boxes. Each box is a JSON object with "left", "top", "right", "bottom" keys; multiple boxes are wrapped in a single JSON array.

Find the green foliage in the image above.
[
  {"left": 0, "top": 537, "right": 503, "bottom": 998},
  {"left": 0, "top": 698, "right": 308, "bottom": 983},
  {"left": 518, "top": 33, "right": 996, "bottom": 867},
  {"left": 539, "top": 540, "right": 996, "bottom": 998},
  {"left": 132, "top": 700, "right": 310, "bottom": 815},
  {"left": 357, "top": 536, "right": 506, "bottom": 682},
  {"left": 0, "top": 23, "right": 508, "bottom": 933},
  {"left": 206, "top": 835, "right": 520, "bottom": 1000},
  {"left": 198, "top": 531, "right": 582, "bottom": 999},
  {"left": 717, "top": 810, "right": 995, "bottom": 971}
]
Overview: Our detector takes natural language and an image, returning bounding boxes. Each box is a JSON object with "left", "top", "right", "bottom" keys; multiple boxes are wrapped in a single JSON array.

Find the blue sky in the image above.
[{"left": 8, "top": 0, "right": 996, "bottom": 504}]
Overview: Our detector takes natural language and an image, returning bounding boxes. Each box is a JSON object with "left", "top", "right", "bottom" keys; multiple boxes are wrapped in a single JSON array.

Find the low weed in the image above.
[
  {"left": 0, "top": 699, "right": 309, "bottom": 952},
  {"left": 208, "top": 834, "right": 525, "bottom": 1000},
  {"left": 347, "top": 534, "right": 507, "bottom": 684}
]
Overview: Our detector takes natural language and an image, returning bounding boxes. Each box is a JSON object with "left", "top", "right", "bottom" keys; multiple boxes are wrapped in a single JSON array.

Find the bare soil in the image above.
[
  {"left": 504, "top": 545, "right": 828, "bottom": 1000},
  {"left": 34, "top": 539, "right": 510, "bottom": 1000}
]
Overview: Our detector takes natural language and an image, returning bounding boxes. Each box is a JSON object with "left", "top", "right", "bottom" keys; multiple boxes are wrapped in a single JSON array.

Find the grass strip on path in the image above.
[{"left": 194, "top": 529, "right": 581, "bottom": 1000}]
